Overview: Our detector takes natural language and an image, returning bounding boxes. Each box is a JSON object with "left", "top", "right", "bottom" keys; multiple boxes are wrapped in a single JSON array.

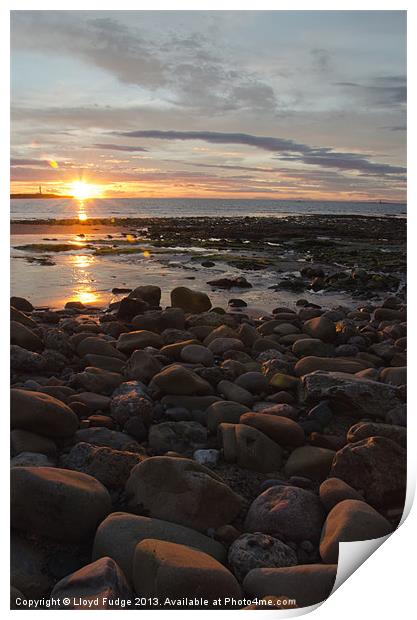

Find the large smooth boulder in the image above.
[
  {"left": 319, "top": 500, "right": 392, "bottom": 563},
  {"left": 180, "top": 344, "right": 214, "bottom": 366},
  {"left": 244, "top": 485, "right": 325, "bottom": 543},
  {"left": 117, "top": 330, "right": 163, "bottom": 354},
  {"left": 284, "top": 446, "right": 335, "bottom": 482},
  {"left": 50, "top": 557, "right": 132, "bottom": 608},
  {"left": 132, "top": 540, "right": 241, "bottom": 603},
  {"left": 380, "top": 366, "right": 406, "bottom": 386},
  {"left": 301, "top": 371, "right": 403, "bottom": 420},
  {"left": 347, "top": 422, "right": 406, "bottom": 448},
  {"left": 217, "top": 380, "right": 254, "bottom": 407},
  {"left": 208, "top": 338, "right": 244, "bottom": 356},
  {"left": 125, "top": 456, "right": 242, "bottom": 531},
  {"left": 77, "top": 337, "right": 126, "bottom": 360},
  {"left": 11, "top": 321, "right": 43, "bottom": 352},
  {"left": 11, "top": 467, "right": 111, "bottom": 542},
  {"left": 219, "top": 423, "right": 283, "bottom": 472},
  {"left": 148, "top": 421, "right": 207, "bottom": 455},
  {"left": 243, "top": 564, "right": 337, "bottom": 608},
  {"left": 303, "top": 317, "right": 336, "bottom": 343},
  {"left": 11, "top": 389, "right": 78, "bottom": 438},
  {"left": 330, "top": 436, "right": 406, "bottom": 508},
  {"left": 319, "top": 478, "right": 364, "bottom": 512},
  {"left": 295, "top": 356, "right": 369, "bottom": 377},
  {"left": 151, "top": 365, "right": 213, "bottom": 396},
  {"left": 11, "top": 429, "right": 57, "bottom": 457},
  {"left": 128, "top": 285, "right": 161, "bottom": 306},
  {"left": 292, "top": 338, "right": 334, "bottom": 358},
  {"left": 207, "top": 400, "right": 250, "bottom": 433},
  {"left": 93, "top": 512, "right": 226, "bottom": 581},
  {"left": 171, "top": 287, "right": 212, "bottom": 314},
  {"left": 239, "top": 413, "right": 304, "bottom": 447},
  {"left": 228, "top": 533, "right": 297, "bottom": 582},
  {"left": 124, "top": 349, "right": 162, "bottom": 382}
]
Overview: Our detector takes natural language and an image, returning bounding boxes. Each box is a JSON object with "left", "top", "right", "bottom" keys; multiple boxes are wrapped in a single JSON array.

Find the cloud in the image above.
[
  {"left": 115, "top": 129, "right": 406, "bottom": 176},
  {"left": 335, "top": 76, "right": 406, "bottom": 106},
  {"left": 11, "top": 12, "right": 278, "bottom": 114},
  {"left": 91, "top": 143, "right": 148, "bottom": 152}
]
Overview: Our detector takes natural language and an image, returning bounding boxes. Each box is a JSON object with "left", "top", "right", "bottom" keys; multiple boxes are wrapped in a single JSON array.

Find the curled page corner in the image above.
[{"left": 331, "top": 534, "right": 391, "bottom": 595}]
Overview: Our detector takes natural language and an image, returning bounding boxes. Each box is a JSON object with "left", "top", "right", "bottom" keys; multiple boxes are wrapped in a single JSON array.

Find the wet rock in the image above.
[
  {"left": 320, "top": 499, "right": 392, "bottom": 563},
  {"left": 83, "top": 353, "right": 125, "bottom": 373},
  {"left": 75, "top": 428, "right": 142, "bottom": 452},
  {"left": 61, "top": 442, "right": 145, "bottom": 489},
  {"left": 295, "top": 356, "right": 369, "bottom": 376},
  {"left": 228, "top": 533, "right": 297, "bottom": 582},
  {"left": 219, "top": 423, "right": 283, "bottom": 472},
  {"left": 319, "top": 478, "right": 364, "bottom": 512},
  {"left": 235, "top": 371, "right": 269, "bottom": 393},
  {"left": 117, "top": 330, "right": 163, "bottom": 354},
  {"left": 239, "top": 413, "right": 305, "bottom": 447},
  {"left": 50, "top": 557, "right": 132, "bottom": 608},
  {"left": 243, "top": 564, "right": 337, "bottom": 608},
  {"left": 11, "top": 429, "right": 57, "bottom": 457},
  {"left": 132, "top": 540, "right": 241, "bottom": 602},
  {"left": 11, "top": 296, "right": 34, "bottom": 312},
  {"left": 244, "top": 485, "right": 325, "bottom": 542},
  {"left": 180, "top": 344, "right": 214, "bottom": 366},
  {"left": 68, "top": 392, "right": 111, "bottom": 411},
  {"left": 110, "top": 391, "right": 153, "bottom": 427},
  {"left": 149, "top": 421, "right": 207, "bottom": 455},
  {"left": 11, "top": 452, "right": 55, "bottom": 468},
  {"left": 77, "top": 337, "right": 126, "bottom": 360},
  {"left": 380, "top": 366, "right": 406, "bottom": 386},
  {"left": 11, "top": 389, "right": 78, "bottom": 438},
  {"left": 116, "top": 297, "right": 149, "bottom": 321},
  {"left": 171, "top": 287, "right": 212, "bottom": 314},
  {"left": 11, "top": 345, "right": 46, "bottom": 372},
  {"left": 208, "top": 337, "right": 245, "bottom": 356},
  {"left": 301, "top": 371, "right": 403, "bottom": 420},
  {"left": 92, "top": 512, "right": 226, "bottom": 581},
  {"left": 330, "top": 436, "right": 406, "bottom": 508},
  {"left": 124, "top": 349, "right": 162, "bottom": 382},
  {"left": 217, "top": 380, "right": 254, "bottom": 407},
  {"left": 11, "top": 467, "right": 111, "bottom": 542},
  {"left": 71, "top": 367, "right": 124, "bottom": 395},
  {"left": 347, "top": 421, "right": 406, "bottom": 448},
  {"left": 207, "top": 400, "right": 250, "bottom": 433},
  {"left": 125, "top": 456, "right": 242, "bottom": 531},
  {"left": 128, "top": 285, "right": 161, "bottom": 306},
  {"left": 292, "top": 338, "right": 334, "bottom": 357},
  {"left": 303, "top": 316, "right": 337, "bottom": 343},
  {"left": 284, "top": 446, "right": 335, "bottom": 482},
  {"left": 11, "top": 321, "right": 43, "bottom": 352},
  {"left": 152, "top": 365, "right": 214, "bottom": 396},
  {"left": 207, "top": 276, "right": 252, "bottom": 289}
]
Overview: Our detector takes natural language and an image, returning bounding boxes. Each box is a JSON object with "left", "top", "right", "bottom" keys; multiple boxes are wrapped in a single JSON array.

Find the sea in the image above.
[
  {"left": 10, "top": 197, "right": 406, "bottom": 221},
  {"left": 10, "top": 197, "right": 406, "bottom": 311}
]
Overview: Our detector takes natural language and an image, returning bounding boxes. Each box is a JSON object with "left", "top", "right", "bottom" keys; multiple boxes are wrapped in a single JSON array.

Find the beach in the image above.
[{"left": 10, "top": 210, "right": 407, "bottom": 608}]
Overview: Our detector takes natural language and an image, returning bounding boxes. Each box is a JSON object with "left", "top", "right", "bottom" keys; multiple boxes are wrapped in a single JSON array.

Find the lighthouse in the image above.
[{"left": 39, "top": 185, "right": 42, "bottom": 196}]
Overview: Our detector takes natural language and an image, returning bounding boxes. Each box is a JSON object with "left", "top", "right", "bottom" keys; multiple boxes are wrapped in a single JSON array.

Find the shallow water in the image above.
[
  {"left": 11, "top": 230, "right": 369, "bottom": 312},
  {"left": 11, "top": 197, "right": 407, "bottom": 221}
]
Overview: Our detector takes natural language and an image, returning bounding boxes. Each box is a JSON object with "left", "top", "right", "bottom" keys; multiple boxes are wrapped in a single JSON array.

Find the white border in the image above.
[{"left": 2, "top": 2, "right": 414, "bottom": 619}]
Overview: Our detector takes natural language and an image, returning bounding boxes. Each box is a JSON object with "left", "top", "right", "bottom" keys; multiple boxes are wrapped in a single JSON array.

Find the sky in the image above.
[{"left": 10, "top": 10, "right": 406, "bottom": 201}]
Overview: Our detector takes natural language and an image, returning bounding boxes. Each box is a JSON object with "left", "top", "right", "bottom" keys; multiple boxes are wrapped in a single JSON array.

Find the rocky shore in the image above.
[{"left": 10, "top": 283, "right": 407, "bottom": 609}]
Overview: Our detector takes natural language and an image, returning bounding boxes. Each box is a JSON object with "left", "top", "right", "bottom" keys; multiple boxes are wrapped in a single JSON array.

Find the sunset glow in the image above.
[{"left": 70, "top": 181, "right": 102, "bottom": 200}]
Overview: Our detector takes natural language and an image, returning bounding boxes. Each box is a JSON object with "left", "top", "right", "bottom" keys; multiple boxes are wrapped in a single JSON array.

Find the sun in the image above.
[{"left": 70, "top": 181, "right": 101, "bottom": 200}]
